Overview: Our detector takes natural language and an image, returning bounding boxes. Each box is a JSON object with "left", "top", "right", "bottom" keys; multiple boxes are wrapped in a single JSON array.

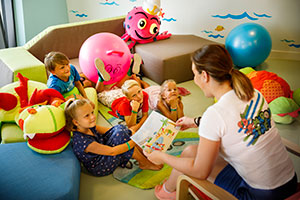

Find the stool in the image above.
[
  {"left": 0, "top": 142, "right": 80, "bottom": 200},
  {"left": 135, "top": 35, "right": 218, "bottom": 84}
]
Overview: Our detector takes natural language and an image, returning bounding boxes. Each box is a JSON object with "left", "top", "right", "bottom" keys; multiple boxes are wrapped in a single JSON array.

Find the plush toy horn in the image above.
[{"left": 143, "top": 0, "right": 161, "bottom": 15}]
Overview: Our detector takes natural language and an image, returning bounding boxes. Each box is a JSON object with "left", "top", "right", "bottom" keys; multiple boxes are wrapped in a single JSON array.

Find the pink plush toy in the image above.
[{"left": 122, "top": 0, "right": 171, "bottom": 49}]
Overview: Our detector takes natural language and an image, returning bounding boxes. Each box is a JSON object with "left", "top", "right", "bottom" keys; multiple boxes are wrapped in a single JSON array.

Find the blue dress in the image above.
[{"left": 72, "top": 124, "right": 134, "bottom": 176}]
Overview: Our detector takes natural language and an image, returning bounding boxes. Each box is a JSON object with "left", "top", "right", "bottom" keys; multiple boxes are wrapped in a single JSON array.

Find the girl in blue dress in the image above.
[{"left": 64, "top": 98, "right": 161, "bottom": 176}]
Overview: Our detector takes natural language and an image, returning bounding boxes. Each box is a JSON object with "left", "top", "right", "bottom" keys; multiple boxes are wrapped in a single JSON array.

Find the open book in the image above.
[{"left": 131, "top": 111, "right": 180, "bottom": 153}]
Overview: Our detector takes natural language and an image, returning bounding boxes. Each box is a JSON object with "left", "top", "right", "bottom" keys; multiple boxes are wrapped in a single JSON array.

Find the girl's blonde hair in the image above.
[
  {"left": 44, "top": 51, "right": 69, "bottom": 72},
  {"left": 121, "top": 79, "right": 140, "bottom": 97},
  {"left": 191, "top": 44, "right": 254, "bottom": 101},
  {"left": 160, "top": 79, "right": 177, "bottom": 94},
  {"left": 64, "top": 98, "right": 90, "bottom": 131}
]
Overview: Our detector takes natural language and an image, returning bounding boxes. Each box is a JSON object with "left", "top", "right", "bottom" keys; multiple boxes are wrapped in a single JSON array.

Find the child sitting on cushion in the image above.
[
  {"left": 64, "top": 98, "right": 161, "bottom": 177},
  {"left": 45, "top": 51, "right": 88, "bottom": 99},
  {"left": 109, "top": 80, "right": 149, "bottom": 130},
  {"left": 144, "top": 79, "right": 184, "bottom": 122}
]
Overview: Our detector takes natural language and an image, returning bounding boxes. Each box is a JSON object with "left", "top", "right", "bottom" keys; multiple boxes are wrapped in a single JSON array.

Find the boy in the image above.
[
  {"left": 45, "top": 52, "right": 88, "bottom": 99},
  {"left": 109, "top": 80, "right": 149, "bottom": 130}
]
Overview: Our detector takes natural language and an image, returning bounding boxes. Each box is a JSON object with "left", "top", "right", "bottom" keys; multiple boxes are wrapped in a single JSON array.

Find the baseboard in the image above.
[{"left": 268, "top": 50, "right": 300, "bottom": 61}]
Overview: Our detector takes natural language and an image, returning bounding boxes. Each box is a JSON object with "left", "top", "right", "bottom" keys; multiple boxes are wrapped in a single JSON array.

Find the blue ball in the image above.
[{"left": 225, "top": 23, "right": 272, "bottom": 68}]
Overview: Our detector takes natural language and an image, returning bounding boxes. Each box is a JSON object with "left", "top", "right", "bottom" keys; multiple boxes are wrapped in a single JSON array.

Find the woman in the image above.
[{"left": 144, "top": 44, "right": 297, "bottom": 200}]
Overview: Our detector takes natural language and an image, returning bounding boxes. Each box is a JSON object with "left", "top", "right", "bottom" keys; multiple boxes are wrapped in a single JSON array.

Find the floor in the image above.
[{"left": 79, "top": 57, "right": 300, "bottom": 200}]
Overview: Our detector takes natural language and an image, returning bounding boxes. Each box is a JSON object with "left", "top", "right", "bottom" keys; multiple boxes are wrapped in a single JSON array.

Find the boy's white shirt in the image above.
[{"left": 199, "top": 89, "right": 294, "bottom": 189}]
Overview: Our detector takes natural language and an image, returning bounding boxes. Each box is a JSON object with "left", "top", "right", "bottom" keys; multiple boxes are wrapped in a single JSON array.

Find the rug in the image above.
[
  {"left": 98, "top": 102, "right": 123, "bottom": 126},
  {"left": 113, "top": 131, "right": 199, "bottom": 189}
]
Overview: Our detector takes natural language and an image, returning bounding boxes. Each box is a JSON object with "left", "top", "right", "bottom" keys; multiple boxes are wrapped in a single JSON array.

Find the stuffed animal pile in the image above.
[
  {"left": 240, "top": 67, "right": 300, "bottom": 124},
  {"left": 0, "top": 73, "right": 70, "bottom": 154}
]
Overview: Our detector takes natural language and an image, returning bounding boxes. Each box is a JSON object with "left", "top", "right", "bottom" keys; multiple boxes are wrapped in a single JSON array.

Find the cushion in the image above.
[
  {"left": 0, "top": 47, "right": 47, "bottom": 87},
  {"left": 1, "top": 123, "right": 25, "bottom": 144},
  {"left": 0, "top": 142, "right": 80, "bottom": 200}
]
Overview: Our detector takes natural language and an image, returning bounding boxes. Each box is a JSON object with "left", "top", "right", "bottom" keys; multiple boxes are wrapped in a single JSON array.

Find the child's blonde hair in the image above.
[
  {"left": 121, "top": 80, "right": 140, "bottom": 97},
  {"left": 160, "top": 79, "right": 177, "bottom": 94},
  {"left": 44, "top": 51, "right": 70, "bottom": 72},
  {"left": 64, "top": 98, "right": 90, "bottom": 131}
]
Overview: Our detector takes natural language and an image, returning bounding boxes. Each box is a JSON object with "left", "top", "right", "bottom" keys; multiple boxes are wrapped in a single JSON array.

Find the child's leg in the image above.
[{"left": 94, "top": 58, "right": 110, "bottom": 93}]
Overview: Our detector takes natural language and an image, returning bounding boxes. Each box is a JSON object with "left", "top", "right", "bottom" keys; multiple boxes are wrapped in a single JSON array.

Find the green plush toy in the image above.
[{"left": 17, "top": 105, "right": 70, "bottom": 154}]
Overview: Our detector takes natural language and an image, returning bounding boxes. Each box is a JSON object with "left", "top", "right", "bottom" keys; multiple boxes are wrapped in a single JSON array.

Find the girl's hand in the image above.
[
  {"left": 143, "top": 150, "right": 165, "bottom": 165},
  {"left": 130, "top": 100, "right": 140, "bottom": 112},
  {"left": 176, "top": 116, "right": 197, "bottom": 131}
]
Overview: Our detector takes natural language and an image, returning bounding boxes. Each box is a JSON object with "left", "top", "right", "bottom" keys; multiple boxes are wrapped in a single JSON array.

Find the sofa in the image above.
[{"left": 0, "top": 15, "right": 219, "bottom": 199}]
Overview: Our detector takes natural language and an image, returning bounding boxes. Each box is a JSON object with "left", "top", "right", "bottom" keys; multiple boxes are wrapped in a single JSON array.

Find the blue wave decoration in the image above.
[
  {"left": 100, "top": 1, "right": 119, "bottom": 6},
  {"left": 201, "top": 30, "right": 213, "bottom": 34},
  {"left": 208, "top": 34, "right": 224, "bottom": 38},
  {"left": 253, "top": 12, "right": 272, "bottom": 18},
  {"left": 75, "top": 13, "right": 88, "bottom": 18},
  {"left": 212, "top": 12, "right": 258, "bottom": 20},
  {"left": 162, "top": 18, "right": 177, "bottom": 22},
  {"left": 70, "top": 10, "right": 78, "bottom": 13},
  {"left": 288, "top": 44, "right": 300, "bottom": 48},
  {"left": 281, "top": 39, "right": 295, "bottom": 43},
  {"left": 129, "top": 0, "right": 136, "bottom": 2}
]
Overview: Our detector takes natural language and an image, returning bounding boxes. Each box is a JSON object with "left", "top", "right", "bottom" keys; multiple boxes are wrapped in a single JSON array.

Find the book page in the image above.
[{"left": 131, "top": 111, "right": 179, "bottom": 153}]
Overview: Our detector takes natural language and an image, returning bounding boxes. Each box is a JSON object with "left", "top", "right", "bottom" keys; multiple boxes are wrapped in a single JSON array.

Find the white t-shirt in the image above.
[{"left": 199, "top": 90, "right": 295, "bottom": 189}]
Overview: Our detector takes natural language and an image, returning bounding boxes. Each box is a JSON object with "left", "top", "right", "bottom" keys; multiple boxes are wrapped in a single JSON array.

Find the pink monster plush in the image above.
[{"left": 122, "top": 0, "right": 171, "bottom": 49}]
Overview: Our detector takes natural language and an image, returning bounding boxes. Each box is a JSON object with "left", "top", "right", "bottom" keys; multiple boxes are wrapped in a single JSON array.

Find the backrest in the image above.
[{"left": 24, "top": 16, "right": 125, "bottom": 62}]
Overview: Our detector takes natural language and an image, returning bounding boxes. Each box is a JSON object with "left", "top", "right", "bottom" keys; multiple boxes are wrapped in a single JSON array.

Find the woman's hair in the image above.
[
  {"left": 64, "top": 98, "right": 90, "bottom": 131},
  {"left": 121, "top": 79, "right": 140, "bottom": 97},
  {"left": 191, "top": 44, "right": 254, "bottom": 101},
  {"left": 44, "top": 51, "right": 69, "bottom": 72}
]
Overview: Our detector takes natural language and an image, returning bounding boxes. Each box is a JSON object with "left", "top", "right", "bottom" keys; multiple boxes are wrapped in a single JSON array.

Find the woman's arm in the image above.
[
  {"left": 145, "top": 137, "right": 220, "bottom": 179},
  {"left": 85, "top": 140, "right": 136, "bottom": 156}
]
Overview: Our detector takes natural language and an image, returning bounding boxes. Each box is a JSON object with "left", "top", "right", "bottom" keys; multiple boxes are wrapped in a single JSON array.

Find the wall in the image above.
[
  {"left": 14, "top": 0, "right": 69, "bottom": 46},
  {"left": 66, "top": 0, "right": 300, "bottom": 56}
]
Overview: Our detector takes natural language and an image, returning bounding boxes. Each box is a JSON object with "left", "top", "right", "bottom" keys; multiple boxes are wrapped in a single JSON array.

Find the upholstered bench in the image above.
[
  {"left": 135, "top": 35, "right": 218, "bottom": 84},
  {"left": 0, "top": 47, "right": 47, "bottom": 87},
  {"left": 0, "top": 142, "right": 80, "bottom": 200}
]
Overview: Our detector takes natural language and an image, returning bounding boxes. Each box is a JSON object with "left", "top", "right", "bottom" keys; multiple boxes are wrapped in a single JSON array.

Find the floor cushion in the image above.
[{"left": 0, "top": 142, "right": 80, "bottom": 200}]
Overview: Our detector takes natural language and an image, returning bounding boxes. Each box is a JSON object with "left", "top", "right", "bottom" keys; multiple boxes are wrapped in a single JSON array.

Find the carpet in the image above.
[
  {"left": 98, "top": 102, "right": 123, "bottom": 126},
  {"left": 113, "top": 131, "right": 199, "bottom": 189}
]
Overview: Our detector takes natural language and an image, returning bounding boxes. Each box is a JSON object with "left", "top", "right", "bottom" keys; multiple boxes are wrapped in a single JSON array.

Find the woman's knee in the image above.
[{"left": 181, "top": 145, "right": 198, "bottom": 157}]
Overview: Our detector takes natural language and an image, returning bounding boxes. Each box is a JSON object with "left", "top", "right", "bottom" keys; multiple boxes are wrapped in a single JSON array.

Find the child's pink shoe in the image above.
[{"left": 154, "top": 182, "right": 176, "bottom": 200}]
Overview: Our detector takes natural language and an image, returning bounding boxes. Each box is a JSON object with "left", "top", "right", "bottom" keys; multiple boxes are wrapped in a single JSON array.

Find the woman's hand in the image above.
[
  {"left": 176, "top": 116, "right": 198, "bottom": 130},
  {"left": 143, "top": 150, "right": 165, "bottom": 165}
]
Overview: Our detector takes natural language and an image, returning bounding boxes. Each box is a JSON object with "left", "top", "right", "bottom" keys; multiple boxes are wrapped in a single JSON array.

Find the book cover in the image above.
[{"left": 131, "top": 111, "right": 180, "bottom": 153}]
